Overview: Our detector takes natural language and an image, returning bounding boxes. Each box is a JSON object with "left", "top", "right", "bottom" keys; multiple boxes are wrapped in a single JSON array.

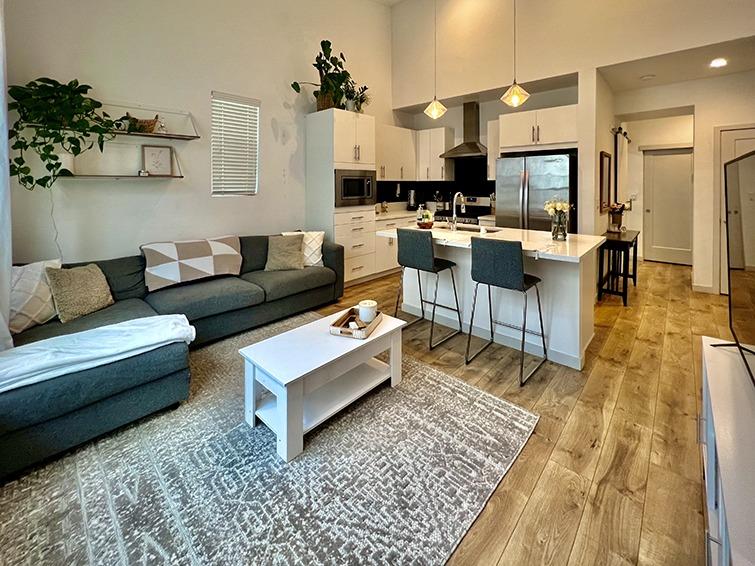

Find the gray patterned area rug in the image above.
[{"left": 0, "top": 312, "right": 538, "bottom": 566}]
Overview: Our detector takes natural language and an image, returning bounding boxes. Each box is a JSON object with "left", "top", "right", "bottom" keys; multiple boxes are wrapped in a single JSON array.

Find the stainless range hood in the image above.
[{"left": 439, "top": 101, "right": 487, "bottom": 159}]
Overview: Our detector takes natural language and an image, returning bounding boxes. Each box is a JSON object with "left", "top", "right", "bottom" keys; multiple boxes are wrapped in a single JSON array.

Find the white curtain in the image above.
[{"left": 0, "top": 0, "right": 12, "bottom": 351}]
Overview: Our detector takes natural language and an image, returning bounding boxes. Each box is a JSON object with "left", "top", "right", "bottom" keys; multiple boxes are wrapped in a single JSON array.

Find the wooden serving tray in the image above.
[{"left": 329, "top": 308, "right": 384, "bottom": 340}]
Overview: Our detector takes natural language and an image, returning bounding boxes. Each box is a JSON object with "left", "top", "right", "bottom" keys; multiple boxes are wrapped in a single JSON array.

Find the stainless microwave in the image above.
[{"left": 335, "top": 169, "right": 376, "bottom": 207}]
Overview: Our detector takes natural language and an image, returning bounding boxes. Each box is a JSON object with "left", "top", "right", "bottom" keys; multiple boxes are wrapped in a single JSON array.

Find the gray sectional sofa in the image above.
[{"left": 1, "top": 236, "right": 344, "bottom": 481}]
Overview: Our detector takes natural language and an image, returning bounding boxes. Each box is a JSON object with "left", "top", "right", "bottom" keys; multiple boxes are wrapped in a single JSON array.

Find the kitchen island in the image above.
[{"left": 376, "top": 225, "right": 606, "bottom": 370}]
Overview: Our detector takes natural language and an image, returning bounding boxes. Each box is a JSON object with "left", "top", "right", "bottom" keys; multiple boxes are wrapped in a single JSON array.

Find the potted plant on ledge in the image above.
[{"left": 291, "top": 40, "right": 370, "bottom": 113}]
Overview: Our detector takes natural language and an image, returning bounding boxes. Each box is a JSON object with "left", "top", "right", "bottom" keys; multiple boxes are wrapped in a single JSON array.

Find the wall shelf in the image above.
[
  {"left": 64, "top": 174, "right": 184, "bottom": 180},
  {"left": 110, "top": 130, "right": 200, "bottom": 141}
]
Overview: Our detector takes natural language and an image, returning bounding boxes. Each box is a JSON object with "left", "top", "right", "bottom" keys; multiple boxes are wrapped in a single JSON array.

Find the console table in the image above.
[
  {"left": 597, "top": 230, "right": 639, "bottom": 306},
  {"left": 701, "top": 337, "right": 755, "bottom": 565}
]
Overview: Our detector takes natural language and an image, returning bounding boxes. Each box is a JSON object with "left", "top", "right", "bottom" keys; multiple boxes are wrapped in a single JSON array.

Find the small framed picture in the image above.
[{"left": 141, "top": 145, "right": 174, "bottom": 177}]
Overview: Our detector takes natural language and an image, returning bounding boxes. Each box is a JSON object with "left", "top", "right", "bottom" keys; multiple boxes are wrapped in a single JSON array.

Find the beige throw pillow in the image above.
[
  {"left": 265, "top": 234, "right": 304, "bottom": 271},
  {"left": 9, "top": 258, "right": 61, "bottom": 334},
  {"left": 46, "top": 264, "right": 114, "bottom": 323},
  {"left": 281, "top": 231, "right": 324, "bottom": 266},
  {"left": 141, "top": 235, "right": 242, "bottom": 292}
]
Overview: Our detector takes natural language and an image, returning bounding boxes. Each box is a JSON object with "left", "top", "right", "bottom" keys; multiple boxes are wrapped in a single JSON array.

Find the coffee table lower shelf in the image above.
[{"left": 255, "top": 358, "right": 390, "bottom": 436}]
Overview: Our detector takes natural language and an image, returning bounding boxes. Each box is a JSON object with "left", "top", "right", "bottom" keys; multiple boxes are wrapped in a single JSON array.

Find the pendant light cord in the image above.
[
  {"left": 512, "top": 0, "right": 517, "bottom": 81},
  {"left": 433, "top": 0, "right": 438, "bottom": 97}
]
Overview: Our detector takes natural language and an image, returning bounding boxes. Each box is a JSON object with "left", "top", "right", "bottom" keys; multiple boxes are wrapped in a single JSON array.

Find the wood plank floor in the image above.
[{"left": 316, "top": 261, "right": 724, "bottom": 565}]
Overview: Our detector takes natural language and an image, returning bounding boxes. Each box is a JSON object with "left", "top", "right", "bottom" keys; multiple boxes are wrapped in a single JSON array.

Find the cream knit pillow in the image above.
[
  {"left": 9, "top": 258, "right": 61, "bottom": 334},
  {"left": 282, "top": 231, "right": 324, "bottom": 267}
]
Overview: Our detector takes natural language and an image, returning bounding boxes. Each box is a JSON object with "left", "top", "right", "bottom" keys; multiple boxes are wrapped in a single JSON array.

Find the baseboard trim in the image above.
[
  {"left": 345, "top": 267, "right": 401, "bottom": 287},
  {"left": 692, "top": 284, "right": 717, "bottom": 294}
]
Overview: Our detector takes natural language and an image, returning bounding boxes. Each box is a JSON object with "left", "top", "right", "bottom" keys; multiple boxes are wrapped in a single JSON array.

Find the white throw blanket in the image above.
[{"left": 0, "top": 315, "right": 196, "bottom": 394}]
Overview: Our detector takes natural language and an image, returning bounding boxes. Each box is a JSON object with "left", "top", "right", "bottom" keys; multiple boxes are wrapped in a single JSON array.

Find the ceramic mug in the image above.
[{"left": 358, "top": 299, "right": 378, "bottom": 323}]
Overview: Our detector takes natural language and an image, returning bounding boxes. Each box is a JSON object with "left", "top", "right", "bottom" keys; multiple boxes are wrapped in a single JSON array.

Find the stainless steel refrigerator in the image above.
[{"left": 495, "top": 149, "right": 578, "bottom": 232}]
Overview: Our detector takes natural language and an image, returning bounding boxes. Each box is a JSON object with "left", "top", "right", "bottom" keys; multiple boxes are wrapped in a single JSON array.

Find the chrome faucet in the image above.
[{"left": 451, "top": 192, "right": 466, "bottom": 231}]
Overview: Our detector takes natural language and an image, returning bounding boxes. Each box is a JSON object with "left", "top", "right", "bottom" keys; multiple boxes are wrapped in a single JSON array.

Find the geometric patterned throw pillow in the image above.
[
  {"left": 282, "top": 231, "right": 324, "bottom": 267},
  {"left": 141, "top": 235, "right": 242, "bottom": 292},
  {"left": 9, "top": 258, "right": 62, "bottom": 334}
]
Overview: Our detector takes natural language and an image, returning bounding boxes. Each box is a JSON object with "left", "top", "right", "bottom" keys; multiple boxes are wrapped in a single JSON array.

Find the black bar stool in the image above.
[
  {"left": 394, "top": 228, "right": 463, "bottom": 350},
  {"left": 464, "top": 237, "right": 547, "bottom": 386}
]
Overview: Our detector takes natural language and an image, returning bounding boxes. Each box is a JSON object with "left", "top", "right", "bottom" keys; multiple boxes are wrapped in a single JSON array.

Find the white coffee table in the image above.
[{"left": 239, "top": 309, "right": 406, "bottom": 462}]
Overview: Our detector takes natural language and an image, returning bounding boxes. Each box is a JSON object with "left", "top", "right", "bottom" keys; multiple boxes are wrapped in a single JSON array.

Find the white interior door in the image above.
[
  {"left": 720, "top": 129, "right": 755, "bottom": 293},
  {"left": 643, "top": 149, "right": 693, "bottom": 264}
]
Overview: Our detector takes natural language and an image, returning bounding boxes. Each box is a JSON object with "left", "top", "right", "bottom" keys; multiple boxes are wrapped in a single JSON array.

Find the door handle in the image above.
[
  {"left": 645, "top": 209, "right": 651, "bottom": 213},
  {"left": 357, "top": 145, "right": 361, "bottom": 161},
  {"left": 441, "top": 165, "right": 444, "bottom": 179},
  {"left": 354, "top": 145, "right": 358, "bottom": 161},
  {"left": 532, "top": 126, "right": 535, "bottom": 143},
  {"left": 427, "top": 167, "right": 430, "bottom": 180},
  {"left": 536, "top": 125, "right": 540, "bottom": 142},
  {"left": 400, "top": 166, "right": 404, "bottom": 179}
]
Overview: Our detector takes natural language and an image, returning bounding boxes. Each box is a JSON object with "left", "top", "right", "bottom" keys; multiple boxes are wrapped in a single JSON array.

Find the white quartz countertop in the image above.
[
  {"left": 375, "top": 211, "right": 416, "bottom": 221},
  {"left": 376, "top": 225, "right": 605, "bottom": 263}
]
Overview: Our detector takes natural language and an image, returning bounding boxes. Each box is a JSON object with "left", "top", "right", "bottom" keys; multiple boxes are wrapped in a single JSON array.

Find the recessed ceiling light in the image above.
[
  {"left": 710, "top": 57, "right": 728, "bottom": 68},
  {"left": 639, "top": 74, "right": 656, "bottom": 81}
]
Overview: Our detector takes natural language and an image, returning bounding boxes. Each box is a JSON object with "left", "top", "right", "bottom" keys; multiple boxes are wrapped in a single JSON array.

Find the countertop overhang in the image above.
[{"left": 376, "top": 225, "right": 606, "bottom": 263}]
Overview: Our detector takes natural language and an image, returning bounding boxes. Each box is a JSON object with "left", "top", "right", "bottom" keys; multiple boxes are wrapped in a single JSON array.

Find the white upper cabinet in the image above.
[
  {"left": 376, "top": 125, "right": 417, "bottom": 181},
  {"left": 535, "top": 105, "right": 578, "bottom": 146},
  {"left": 499, "top": 104, "right": 577, "bottom": 150},
  {"left": 417, "top": 127, "right": 454, "bottom": 181},
  {"left": 331, "top": 109, "right": 375, "bottom": 168},
  {"left": 355, "top": 113, "right": 375, "bottom": 166},
  {"left": 487, "top": 119, "right": 500, "bottom": 181}
]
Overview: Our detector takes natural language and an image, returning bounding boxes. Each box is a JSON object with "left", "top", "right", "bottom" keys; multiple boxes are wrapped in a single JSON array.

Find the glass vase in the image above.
[{"left": 551, "top": 212, "right": 568, "bottom": 241}]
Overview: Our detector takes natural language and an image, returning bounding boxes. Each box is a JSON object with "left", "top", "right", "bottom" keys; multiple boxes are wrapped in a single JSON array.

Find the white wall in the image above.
[
  {"left": 0, "top": 0, "right": 11, "bottom": 350},
  {"left": 391, "top": 0, "right": 755, "bottom": 109},
  {"left": 593, "top": 71, "right": 616, "bottom": 235},
  {"left": 7, "top": 0, "right": 393, "bottom": 263},
  {"left": 617, "top": 115, "right": 695, "bottom": 255},
  {"left": 615, "top": 69, "right": 755, "bottom": 292}
]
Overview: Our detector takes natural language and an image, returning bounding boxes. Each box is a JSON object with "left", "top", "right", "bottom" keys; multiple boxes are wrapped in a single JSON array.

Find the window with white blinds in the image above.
[{"left": 211, "top": 91, "right": 260, "bottom": 196}]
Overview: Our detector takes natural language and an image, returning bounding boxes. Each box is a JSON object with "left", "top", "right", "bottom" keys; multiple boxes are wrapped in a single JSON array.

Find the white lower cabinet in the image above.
[
  {"left": 375, "top": 233, "right": 398, "bottom": 273},
  {"left": 344, "top": 254, "right": 375, "bottom": 281},
  {"left": 336, "top": 208, "right": 415, "bottom": 283}
]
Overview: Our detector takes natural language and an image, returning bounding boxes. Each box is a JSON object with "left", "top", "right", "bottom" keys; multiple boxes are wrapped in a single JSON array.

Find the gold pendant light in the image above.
[
  {"left": 424, "top": 0, "right": 447, "bottom": 119},
  {"left": 501, "top": 0, "right": 529, "bottom": 108}
]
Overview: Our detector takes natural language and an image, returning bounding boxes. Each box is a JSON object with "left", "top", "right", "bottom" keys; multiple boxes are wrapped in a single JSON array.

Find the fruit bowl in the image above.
[{"left": 417, "top": 221, "right": 434, "bottom": 229}]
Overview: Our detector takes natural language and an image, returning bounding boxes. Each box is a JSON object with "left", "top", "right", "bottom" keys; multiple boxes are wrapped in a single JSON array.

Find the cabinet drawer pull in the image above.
[
  {"left": 351, "top": 226, "right": 364, "bottom": 232},
  {"left": 352, "top": 243, "right": 365, "bottom": 248},
  {"left": 531, "top": 126, "right": 535, "bottom": 143},
  {"left": 400, "top": 166, "right": 404, "bottom": 179},
  {"left": 351, "top": 265, "right": 364, "bottom": 272},
  {"left": 351, "top": 215, "right": 364, "bottom": 220},
  {"left": 386, "top": 222, "right": 397, "bottom": 227},
  {"left": 441, "top": 165, "right": 444, "bottom": 179},
  {"left": 426, "top": 167, "right": 430, "bottom": 180}
]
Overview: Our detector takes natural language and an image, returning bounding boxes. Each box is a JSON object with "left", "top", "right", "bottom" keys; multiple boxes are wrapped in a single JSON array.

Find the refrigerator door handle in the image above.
[
  {"left": 518, "top": 171, "right": 526, "bottom": 229},
  {"left": 523, "top": 170, "right": 530, "bottom": 230}
]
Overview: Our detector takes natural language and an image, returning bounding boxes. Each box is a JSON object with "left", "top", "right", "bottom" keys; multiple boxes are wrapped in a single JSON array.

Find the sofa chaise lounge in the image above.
[{"left": 0, "top": 236, "right": 344, "bottom": 481}]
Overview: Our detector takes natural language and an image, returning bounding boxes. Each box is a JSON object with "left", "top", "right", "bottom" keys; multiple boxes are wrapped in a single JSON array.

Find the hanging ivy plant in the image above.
[{"left": 8, "top": 78, "right": 125, "bottom": 190}]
